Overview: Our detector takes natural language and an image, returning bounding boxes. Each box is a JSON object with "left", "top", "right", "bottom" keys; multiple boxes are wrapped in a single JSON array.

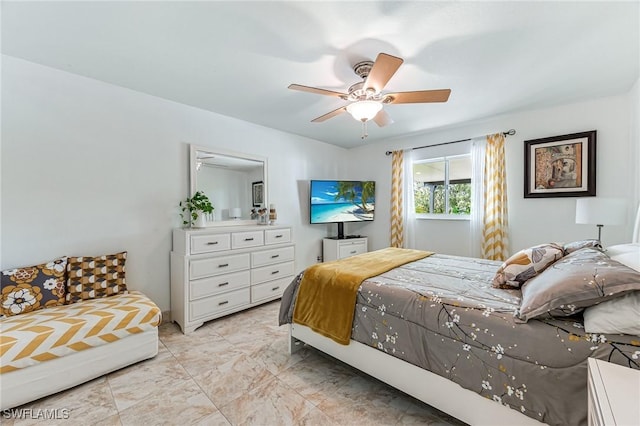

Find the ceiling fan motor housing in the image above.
[{"left": 353, "top": 60, "right": 374, "bottom": 79}]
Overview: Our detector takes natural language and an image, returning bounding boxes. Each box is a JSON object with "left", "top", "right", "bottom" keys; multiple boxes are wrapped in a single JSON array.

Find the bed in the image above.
[{"left": 279, "top": 221, "right": 640, "bottom": 426}]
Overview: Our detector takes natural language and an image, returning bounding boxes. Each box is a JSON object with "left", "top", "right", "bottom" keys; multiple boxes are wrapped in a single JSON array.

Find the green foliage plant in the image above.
[{"left": 179, "top": 191, "right": 214, "bottom": 227}]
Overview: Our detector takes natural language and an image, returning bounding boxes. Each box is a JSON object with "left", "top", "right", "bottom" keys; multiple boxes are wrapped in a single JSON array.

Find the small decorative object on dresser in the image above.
[
  {"left": 179, "top": 191, "right": 214, "bottom": 228},
  {"left": 171, "top": 224, "right": 295, "bottom": 333}
]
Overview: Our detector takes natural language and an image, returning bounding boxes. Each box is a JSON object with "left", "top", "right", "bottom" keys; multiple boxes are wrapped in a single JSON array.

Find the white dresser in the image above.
[
  {"left": 323, "top": 237, "right": 368, "bottom": 261},
  {"left": 171, "top": 225, "right": 295, "bottom": 334}
]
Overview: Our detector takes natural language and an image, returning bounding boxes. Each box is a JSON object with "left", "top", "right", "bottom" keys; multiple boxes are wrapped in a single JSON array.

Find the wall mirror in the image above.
[{"left": 190, "top": 144, "right": 267, "bottom": 226}]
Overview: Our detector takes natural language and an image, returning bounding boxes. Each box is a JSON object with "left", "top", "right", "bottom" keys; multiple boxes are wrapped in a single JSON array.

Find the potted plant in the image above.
[{"left": 180, "top": 191, "right": 214, "bottom": 228}]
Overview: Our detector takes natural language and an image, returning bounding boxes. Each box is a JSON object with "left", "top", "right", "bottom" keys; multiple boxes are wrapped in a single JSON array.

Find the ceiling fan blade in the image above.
[
  {"left": 288, "top": 84, "right": 347, "bottom": 98},
  {"left": 385, "top": 89, "right": 451, "bottom": 104},
  {"left": 364, "top": 53, "right": 404, "bottom": 93},
  {"left": 373, "top": 109, "right": 393, "bottom": 127},
  {"left": 311, "top": 106, "right": 347, "bottom": 122}
]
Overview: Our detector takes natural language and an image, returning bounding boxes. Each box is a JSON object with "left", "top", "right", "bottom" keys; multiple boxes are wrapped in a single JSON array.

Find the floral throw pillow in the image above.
[
  {"left": 492, "top": 243, "right": 564, "bottom": 289},
  {"left": 66, "top": 252, "right": 127, "bottom": 304},
  {"left": 1, "top": 257, "right": 68, "bottom": 317}
]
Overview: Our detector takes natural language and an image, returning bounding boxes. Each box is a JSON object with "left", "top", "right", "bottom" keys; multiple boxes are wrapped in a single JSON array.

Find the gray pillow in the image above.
[
  {"left": 516, "top": 248, "right": 640, "bottom": 322},
  {"left": 562, "top": 239, "right": 603, "bottom": 255}
]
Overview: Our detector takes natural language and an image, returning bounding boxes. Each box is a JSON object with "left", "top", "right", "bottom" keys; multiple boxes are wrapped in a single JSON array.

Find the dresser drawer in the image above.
[
  {"left": 189, "top": 270, "right": 250, "bottom": 300},
  {"left": 251, "top": 246, "right": 295, "bottom": 267},
  {"left": 232, "top": 231, "right": 264, "bottom": 249},
  {"left": 190, "top": 253, "right": 250, "bottom": 280},
  {"left": 265, "top": 228, "right": 291, "bottom": 245},
  {"left": 251, "top": 276, "right": 290, "bottom": 303},
  {"left": 189, "top": 288, "right": 250, "bottom": 321},
  {"left": 339, "top": 242, "right": 367, "bottom": 259},
  {"left": 251, "top": 261, "right": 295, "bottom": 285},
  {"left": 190, "top": 233, "right": 231, "bottom": 254}
]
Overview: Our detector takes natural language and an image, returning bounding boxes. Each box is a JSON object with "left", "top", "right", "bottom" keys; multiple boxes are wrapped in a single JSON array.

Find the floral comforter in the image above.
[{"left": 279, "top": 254, "right": 640, "bottom": 426}]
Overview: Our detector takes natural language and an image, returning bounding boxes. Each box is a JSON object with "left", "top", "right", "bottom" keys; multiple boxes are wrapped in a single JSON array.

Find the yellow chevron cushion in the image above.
[{"left": 0, "top": 291, "right": 160, "bottom": 373}]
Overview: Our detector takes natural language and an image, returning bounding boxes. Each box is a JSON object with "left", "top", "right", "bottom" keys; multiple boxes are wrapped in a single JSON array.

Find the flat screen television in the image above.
[{"left": 309, "top": 179, "right": 375, "bottom": 239}]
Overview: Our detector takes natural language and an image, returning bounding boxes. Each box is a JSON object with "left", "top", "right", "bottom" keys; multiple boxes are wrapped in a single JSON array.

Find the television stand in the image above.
[{"left": 323, "top": 236, "right": 368, "bottom": 261}]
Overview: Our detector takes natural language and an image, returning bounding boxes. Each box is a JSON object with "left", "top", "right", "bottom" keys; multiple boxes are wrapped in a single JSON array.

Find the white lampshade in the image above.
[
  {"left": 575, "top": 198, "right": 627, "bottom": 225},
  {"left": 230, "top": 207, "right": 242, "bottom": 219},
  {"left": 346, "top": 101, "right": 382, "bottom": 122}
]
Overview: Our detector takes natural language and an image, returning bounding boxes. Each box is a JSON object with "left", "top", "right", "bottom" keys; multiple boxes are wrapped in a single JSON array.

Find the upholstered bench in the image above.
[
  {"left": 0, "top": 252, "right": 161, "bottom": 410},
  {"left": 0, "top": 290, "right": 160, "bottom": 409}
]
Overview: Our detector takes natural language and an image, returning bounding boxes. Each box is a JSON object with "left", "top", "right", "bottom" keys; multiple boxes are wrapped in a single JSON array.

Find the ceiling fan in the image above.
[{"left": 288, "top": 52, "right": 451, "bottom": 139}]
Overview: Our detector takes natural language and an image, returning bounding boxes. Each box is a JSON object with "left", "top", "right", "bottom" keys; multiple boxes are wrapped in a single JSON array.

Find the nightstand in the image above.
[
  {"left": 322, "top": 237, "right": 368, "bottom": 261},
  {"left": 587, "top": 358, "right": 640, "bottom": 426}
]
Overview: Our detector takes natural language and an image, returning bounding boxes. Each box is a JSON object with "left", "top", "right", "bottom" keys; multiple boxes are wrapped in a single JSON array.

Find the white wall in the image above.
[
  {"left": 3, "top": 55, "right": 638, "bottom": 312},
  {"left": 629, "top": 77, "right": 640, "bottom": 216},
  {"left": 1, "top": 56, "right": 347, "bottom": 311},
  {"left": 349, "top": 92, "right": 637, "bottom": 255}
]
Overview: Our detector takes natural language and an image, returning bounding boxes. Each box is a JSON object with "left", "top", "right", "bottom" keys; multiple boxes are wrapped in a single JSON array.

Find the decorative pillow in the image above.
[
  {"left": 492, "top": 243, "right": 564, "bottom": 289},
  {"left": 583, "top": 291, "right": 640, "bottom": 335},
  {"left": 66, "top": 252, "right": 127, "bottom": 304},
  {"left": 516, "top": 248, "right": 640, "bottom": 322},
  {"left": 563, "top": 239, "right": 603, "bottom": 255},
  {"left": 1, "top": 257, "right": 68, "bottom": 316}
]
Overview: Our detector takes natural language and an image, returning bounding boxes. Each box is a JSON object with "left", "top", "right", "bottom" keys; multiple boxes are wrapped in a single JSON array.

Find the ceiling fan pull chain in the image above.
[{"left": 361, "top": 119, "right": 368, "bottom": 140}]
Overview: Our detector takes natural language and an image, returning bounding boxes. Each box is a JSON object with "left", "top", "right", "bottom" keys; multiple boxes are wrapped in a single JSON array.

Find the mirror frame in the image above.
[{"left": 189, "top": 144, "right": 268, "bottom": 227}]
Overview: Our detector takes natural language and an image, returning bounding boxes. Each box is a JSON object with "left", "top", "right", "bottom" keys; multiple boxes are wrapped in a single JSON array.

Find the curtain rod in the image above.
[{"left": 385, "top": 129, "right": 516, "bottom": 156}]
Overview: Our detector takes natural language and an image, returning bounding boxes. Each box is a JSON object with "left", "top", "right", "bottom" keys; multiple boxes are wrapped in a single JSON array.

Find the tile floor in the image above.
[{"left": 5, "top": 301, "right": 466, "bottom": 425}]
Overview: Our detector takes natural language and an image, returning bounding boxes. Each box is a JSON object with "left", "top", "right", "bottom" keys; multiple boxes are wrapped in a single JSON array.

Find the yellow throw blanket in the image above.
[{"left": 292, "top": 247, "right": 433, "bottom": 345}]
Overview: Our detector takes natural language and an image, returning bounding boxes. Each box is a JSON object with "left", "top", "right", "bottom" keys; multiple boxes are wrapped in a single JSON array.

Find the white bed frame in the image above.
[
  {"left": 289, "top": 324, "right": 543, "bottom": 425},
  {"left": 0, "top": 328, "right": 158, "bottom": 410}
]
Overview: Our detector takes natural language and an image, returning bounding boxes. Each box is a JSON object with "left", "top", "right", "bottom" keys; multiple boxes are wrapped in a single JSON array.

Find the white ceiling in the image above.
[{"left": 2, "top": 1, "right": 639, "bottom": 149}]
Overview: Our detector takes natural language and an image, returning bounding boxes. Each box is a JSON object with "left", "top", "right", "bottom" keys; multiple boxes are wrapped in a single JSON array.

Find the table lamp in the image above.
[{"left": 575, "top": 198, "right": 627, "bottom": 242}]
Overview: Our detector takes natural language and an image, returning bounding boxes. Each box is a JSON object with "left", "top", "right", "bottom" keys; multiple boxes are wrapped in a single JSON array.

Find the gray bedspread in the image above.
[{"left": 279, "top": 254, "right": 640, "bottom": 426}]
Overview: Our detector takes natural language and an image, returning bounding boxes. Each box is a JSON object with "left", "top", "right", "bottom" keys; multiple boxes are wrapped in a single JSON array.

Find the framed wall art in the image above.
[
  {"left": 252, "top": 181, "right": 264, "bottom": 207},
  {"left": 524, "top": 130, "right": 596, "bottom": 198}
]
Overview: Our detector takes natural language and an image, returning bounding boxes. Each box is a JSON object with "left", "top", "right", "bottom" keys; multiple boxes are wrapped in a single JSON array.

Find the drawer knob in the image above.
[
  {"left": 275, "top": 235, "right": 283, "bottom": 238},
  {"left": 218, "top": 282, "right": 229, "bottom": 287},
  {"left": 272, "top": 286, "right": 280, "bottom": 291},
  {"left": 350, "top": 250, "right": 357, "bottom": 254},
  {"left": 218, "top": 263, "right": 229, "bottom": 268},
  {"left": 218, "top": 301, "right": 229, "bottom": 306},
  {"left": 271, "top": 270, "right": 280, "bottom": 275},
  {"left": 206, "top": 241, "right": 219, "bottom": 245},
  {"left": 244, "top": 237, "right": 254, "bottom": 241},
  {"left": 271, "top": 254, "right": 280, "bottom": 258}
]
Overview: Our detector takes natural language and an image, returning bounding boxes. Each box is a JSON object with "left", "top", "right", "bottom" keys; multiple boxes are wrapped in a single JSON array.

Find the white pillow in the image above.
[
  {"left": 608, "top": 251, "right": 640, "bottom": 273},
  {"left": 607, "top": 243, "right": 640, "bottom": 268},
  {"left": 583, "top": 291, "right": 640, "bottom": 335}
]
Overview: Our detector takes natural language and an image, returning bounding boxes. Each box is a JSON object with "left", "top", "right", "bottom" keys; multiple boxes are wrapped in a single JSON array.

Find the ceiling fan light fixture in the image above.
[{"left": 346, "top": 100, "right": 382, "bottom": 122}]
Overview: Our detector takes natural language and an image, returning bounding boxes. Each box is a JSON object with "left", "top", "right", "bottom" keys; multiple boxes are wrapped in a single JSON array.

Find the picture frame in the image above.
[
  {"left": 524, "top": 130, "right": 596, "bottom": 198},
  {"left": 252, "top": 181, "right": 264, "bottom": 207}
]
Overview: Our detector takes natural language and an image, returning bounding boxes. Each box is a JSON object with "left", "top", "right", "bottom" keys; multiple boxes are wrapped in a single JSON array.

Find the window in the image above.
[{"left": 413, "top": 154, "right": 472, "bottom": 218}]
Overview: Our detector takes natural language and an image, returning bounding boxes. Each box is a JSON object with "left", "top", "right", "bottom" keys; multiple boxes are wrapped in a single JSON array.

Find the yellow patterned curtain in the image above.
[
  {"left": 390, "top": 151, "right": 404, "bottom": 248},
  {"left": 481, "top": 133, "right": 510, "bottom": 260}
]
